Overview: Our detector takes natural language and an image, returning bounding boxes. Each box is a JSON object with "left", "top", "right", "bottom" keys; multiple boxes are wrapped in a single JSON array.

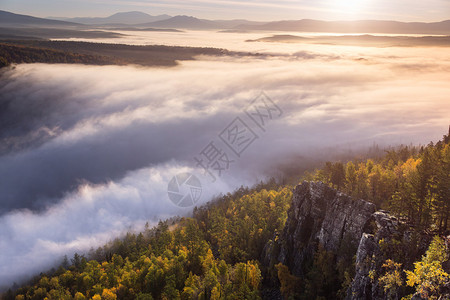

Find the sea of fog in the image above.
[
  {"left": 52, "top": 29, "right": 449, "bottom": 54},
  {"left": 0, "top": 30, "right": 449, "bottom": 287}
]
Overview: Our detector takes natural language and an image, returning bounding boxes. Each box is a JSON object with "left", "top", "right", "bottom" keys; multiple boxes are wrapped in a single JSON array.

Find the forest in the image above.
[
  {"left": 2, "top": 129, "right": 449, "bottom": 300},
  {"left": 0, "top": 40, "right": 260, "bottom": 68},
  {"left": 308, "top": 130, "right": 450, "bottom": 233},
  {"left": 0, "top": 43, "right": 120, "bottom": 68}
]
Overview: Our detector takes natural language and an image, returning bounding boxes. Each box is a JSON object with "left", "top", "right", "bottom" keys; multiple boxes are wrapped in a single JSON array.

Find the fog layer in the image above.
[{"left": 0, "top": 42, "right": 449, "bottom": 287}]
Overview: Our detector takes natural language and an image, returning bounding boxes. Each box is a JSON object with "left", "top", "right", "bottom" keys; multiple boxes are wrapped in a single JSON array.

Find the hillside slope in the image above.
[
  {"left": 0, "top": 10, "right": 79, "bottom": 27},
  {"left": 2, "top": 130, "right": 449, "bottom": 299}
]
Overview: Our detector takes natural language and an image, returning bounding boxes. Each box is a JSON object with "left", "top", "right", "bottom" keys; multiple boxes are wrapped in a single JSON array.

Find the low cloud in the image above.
[
  {"left": 0, "top": 162, "right": 253, "bottom": 287},
  {"left": 0, "top": 45, "right": 449, "bottom": 287}
]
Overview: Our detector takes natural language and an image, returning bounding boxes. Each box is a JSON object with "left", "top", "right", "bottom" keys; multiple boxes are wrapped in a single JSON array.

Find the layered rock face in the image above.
[
  {"left": 349, "top": 211, "right": 406, "bottom": 299},
  {"left": 263, "top": 181, "right": 442, "bottom": 300},
  {"left": 349, "top": 211, "right": 438, "bottom": 300},
  {"left": 272, "top": 181, "right": 376, "bottom": 276}
]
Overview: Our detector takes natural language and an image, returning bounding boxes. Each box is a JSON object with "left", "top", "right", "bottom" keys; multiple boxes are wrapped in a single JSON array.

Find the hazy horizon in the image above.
[{"left": 2, "top": 0, "right": 450, "bottom": 22}]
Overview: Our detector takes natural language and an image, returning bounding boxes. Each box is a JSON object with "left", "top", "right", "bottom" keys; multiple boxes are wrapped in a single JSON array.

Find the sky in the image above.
[{"left": 1, "top": 0, "right": 450, "bottom": 21}]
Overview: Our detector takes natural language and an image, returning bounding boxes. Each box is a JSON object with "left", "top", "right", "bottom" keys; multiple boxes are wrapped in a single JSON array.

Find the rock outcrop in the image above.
[
  {"left": 263, "top": 181, "right": 445, "bottom": 300},
  {"left": 349, "top": 211, "right": 406, "bottom": 299},
  {"left": 348, "top": 211, "right": 436, "bottom": 300},
  {"left": 264, "top": 181, "right": 376, "bottom": 276}
]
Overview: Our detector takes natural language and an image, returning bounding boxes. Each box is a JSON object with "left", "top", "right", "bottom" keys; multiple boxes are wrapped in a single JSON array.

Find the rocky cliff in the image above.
[
  {"left": 264, "top": 181, "right": 376, "bottom": 277},
  {"left": 263, "top": 181, "right": 448, "bottom": 300},
  {"left": 348, "top": 210, "right": 438, "bottom": 299},
  {"left": 349, "top": 211, "right": 409, "bottom": 299}
]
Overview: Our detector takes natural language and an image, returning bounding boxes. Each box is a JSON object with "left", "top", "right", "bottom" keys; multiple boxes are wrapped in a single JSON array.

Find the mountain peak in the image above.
[
  {"left": 139, "top": 15, "right": 218, "bottom": 29},
  {"left": 109, "top": 11, "right": 154, "bottom": 18},
  {"left": 0, "top": 10, "right": 79, "bottom": 26},
  {"left": 43, "top": 11, "right": 171, "bottom": 25}
]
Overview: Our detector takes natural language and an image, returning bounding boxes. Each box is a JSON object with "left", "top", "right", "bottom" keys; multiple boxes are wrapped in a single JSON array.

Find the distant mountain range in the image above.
[
  {"left": 140, "top": 16, "right": 265, "bottom": 29},
  {"left": 236, "top": 19, "right": 450, "bottom": 34},
  {"left": 139, "top": 15, "right": 218, "bottom": 29},
  {"left": 2, "top": 10, "right": 450, "bottom": 34},
  {"left": 50, "top": 11, "right": 171, "bottom": 25},
  {"left": 0, "top": 10, "right": 79, "bottom": 27}
]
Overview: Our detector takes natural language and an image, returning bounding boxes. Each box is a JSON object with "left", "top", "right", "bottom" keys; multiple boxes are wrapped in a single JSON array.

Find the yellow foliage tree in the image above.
[
  {"left": 379, "top": 259, "right": 403, "bottom": 299},
  {"left": 405, "top": 236, "right": 449, "bottom": 299}
]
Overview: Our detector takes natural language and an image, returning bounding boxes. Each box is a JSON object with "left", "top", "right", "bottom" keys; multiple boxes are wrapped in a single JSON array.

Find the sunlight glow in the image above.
[{"left": 329, "top": 0, "right": 371, "bottom": 16}]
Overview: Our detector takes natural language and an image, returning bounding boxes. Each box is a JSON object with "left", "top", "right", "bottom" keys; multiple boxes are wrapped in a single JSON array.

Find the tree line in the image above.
[
  {"left": 5, "top": 183, "right": 292, "bottom": 300},
  {"left": 308, "top": 128, "right": 450, "bottom": 233}
]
